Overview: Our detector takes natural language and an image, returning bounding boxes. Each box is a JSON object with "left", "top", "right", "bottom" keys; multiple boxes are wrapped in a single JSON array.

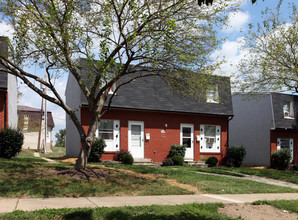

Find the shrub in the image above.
[
  {"left": 116, "top": 149, "right": 131, "bottom": 162},
  {"left": 162, "top": 158, "right": 174, "bottom": 166},
  {"left": 172, "top": 155, "right": 184, "bottom": 166},
  {"left": 0, "top": 128, "right": 24, "bottom": 159},
  {"left": 227, "top": 145, "right": 246, "bottom": 167},
  {"left": 88, "top": 138, "right": 106, "bottom": 162},
  {"left": 168, "top": 144, "right": 186, "bottom": 158},
  {"left": 205, "top": 157, "right": 218, "bottom": 167},
  {"left": 271, "top": 149, "right": 291, "bottom": 170},
  {"left": 122, "top": 153, "right": 134, "bottom": 164}
]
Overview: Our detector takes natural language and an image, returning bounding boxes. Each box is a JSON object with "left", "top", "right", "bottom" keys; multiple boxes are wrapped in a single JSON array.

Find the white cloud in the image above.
[
  {"left": 223, "top": 11, "right": 251, "bottom": 33},
  {"left": 211, "top": 37, "right": 249, "bottom": 90},
  {"left": 0, "top": 22, "right": 14, "bottom": 39}
]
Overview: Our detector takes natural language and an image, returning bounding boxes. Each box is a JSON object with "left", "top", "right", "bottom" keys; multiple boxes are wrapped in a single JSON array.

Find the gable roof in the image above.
[
  {"left": 17, "top": 105, "right": 55, "bottom": 128},
  {"left": 271, "top": 93, "right": 298, "bottom": 129},
  {"left": 80, "top": 74, "right": 233, "bottom": 116}
]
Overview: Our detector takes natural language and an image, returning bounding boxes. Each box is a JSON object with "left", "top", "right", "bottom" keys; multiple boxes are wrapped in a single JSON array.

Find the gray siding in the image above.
[
  {"left": 229, "top": 94, "right": 274, "bottom": 166},
  {"left": 65, "top": 73, "right": 81, "bottom": 157},
  {"left": 7, "top": 74, "right": 17, "bottom": 128}
]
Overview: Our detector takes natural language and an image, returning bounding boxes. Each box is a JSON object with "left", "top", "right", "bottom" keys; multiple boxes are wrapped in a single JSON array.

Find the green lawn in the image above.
[
  {"left": 0, "top": 152, "right": 297, "bottom": 199},
  {"left": 0, "top": 153, "right": 190, "bottom": 198},
  {"left": 253, "top": 200, "right": 298, "bottom": 213},
  {"left": 0, "top": 203, "right": 235, "bottom": 220},
  {"left": 102, "top": 164, "right": 298, "bottom": 194},
  {"left": 214, "top": 166, "right": 298, "bottom": 184}
]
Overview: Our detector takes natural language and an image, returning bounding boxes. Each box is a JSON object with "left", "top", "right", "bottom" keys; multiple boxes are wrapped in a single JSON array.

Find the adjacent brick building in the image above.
[
  {"left": 66, "top": 62, "right": 233, "bottom": 163},
  {"left": 0, "top": 36, "right": 17, "bottom": 130},
  {"left": 230, "top": 93, "right": 298, "bottom": 166}
]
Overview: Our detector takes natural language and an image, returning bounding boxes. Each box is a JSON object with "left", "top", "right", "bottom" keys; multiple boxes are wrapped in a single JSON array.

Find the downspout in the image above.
[{"left": 227, "top": 115, "right": 234, "bottom": 149}]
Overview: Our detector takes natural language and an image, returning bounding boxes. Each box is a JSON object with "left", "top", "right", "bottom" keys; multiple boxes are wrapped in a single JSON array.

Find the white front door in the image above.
[
  {"left": 180, "top": 124, "right": 194, "bottom": 161},
  {"left": 128, "top": 121, "right": 144, "bottom": 159}
]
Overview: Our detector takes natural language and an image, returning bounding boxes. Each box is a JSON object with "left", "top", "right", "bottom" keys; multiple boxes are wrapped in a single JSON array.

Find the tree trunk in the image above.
[{"left": 74, "top": 139, "right": 92, "bottom": 170}]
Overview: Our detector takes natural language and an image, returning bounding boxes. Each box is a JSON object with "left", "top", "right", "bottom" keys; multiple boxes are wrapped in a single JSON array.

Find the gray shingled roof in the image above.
[
  {"left": 0, "top": 36, "right": 8, "bottom": 90},
  {"left": 79, "top": 68, "right": 233, "bottom": 116},
  {"left": 271, "top": 93, "right": 298, "bottom": 129}
]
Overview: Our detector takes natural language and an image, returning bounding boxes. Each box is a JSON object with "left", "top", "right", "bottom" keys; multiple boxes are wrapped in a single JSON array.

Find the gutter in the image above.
[{"left": 4, "top": 91, "right": 7, "bottom": 129}]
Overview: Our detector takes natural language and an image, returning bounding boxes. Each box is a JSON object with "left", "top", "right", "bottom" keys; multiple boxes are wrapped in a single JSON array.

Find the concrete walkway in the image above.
[
  {"left": 33, "top": 152, "right": 58, "bottom": 164},
  {"left": 0, "top": 193, "right": 297, "bottom": 213}
]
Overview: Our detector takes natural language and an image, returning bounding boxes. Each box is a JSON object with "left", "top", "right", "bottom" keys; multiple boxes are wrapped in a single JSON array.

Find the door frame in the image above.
[
  {"left": 180, "top": 123, "right": 194, "bottom": 161},
  {"left": 128, "top": 121, "right": 144, "bottom": 159}
]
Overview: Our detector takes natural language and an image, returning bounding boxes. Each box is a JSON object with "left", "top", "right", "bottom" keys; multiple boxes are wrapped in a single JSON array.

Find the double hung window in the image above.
[{"left": 97, "top": 120, "right": 120, "bottom": 151}]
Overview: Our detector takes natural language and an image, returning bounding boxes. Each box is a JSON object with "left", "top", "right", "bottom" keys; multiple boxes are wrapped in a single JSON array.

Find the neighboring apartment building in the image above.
[
  {"left": 66, "top": 61, "right": 233, "bottom": 164},
  {"left": 18, "top": 105, "right": 55, "bottom": 150},
  {"left": 230, "top": 93, "right": 298, "bottom": 166},
  {"left": 0, "top": 36, "right": 17, "bottom": 129}
]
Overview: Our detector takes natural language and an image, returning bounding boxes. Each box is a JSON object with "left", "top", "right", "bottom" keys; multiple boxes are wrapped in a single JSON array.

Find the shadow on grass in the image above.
[{"left": 63, "top": 210, "right": 94, "bottom": 220}]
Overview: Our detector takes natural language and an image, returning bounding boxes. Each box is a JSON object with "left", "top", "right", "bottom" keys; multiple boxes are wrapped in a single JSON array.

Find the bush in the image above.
[
  {"left": 205, "top": 157, "right": 218, "bottom": 167},
  {"left": 88, "top": 138, "right": 106, "bottom": 162},
  {"left": 168, "top": 144, "right": 186, "bottom": 158},
  {"left": 116, "top": 149, "right": 131, "bottom": 162},
  {"left": 122, "top": 153, "right": 134, "bottom": 164},
  {"left": 227, "top": 145, "right": 246, "bottom": 167},
  {"left": 162, "top": 158, "right": 174, "bottom": 166},
  {"left": 172, "top": 155, "right": 184, "bottom": 166},
  {"left": 271, "top": 149, "right": 291, "bottom": 170},
  {"left": 0, "top": 128, "right": 24, "bottom": 159}
]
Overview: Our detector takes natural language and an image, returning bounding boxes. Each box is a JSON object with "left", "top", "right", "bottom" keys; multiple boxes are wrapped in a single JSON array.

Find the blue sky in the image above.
[{"left": 0, "top": 0, "right": 296, "bottom": 143}]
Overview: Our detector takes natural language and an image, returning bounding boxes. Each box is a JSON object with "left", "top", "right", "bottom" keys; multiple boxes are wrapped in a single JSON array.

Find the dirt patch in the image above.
[
  {"left": 36, "top": 168, "right": 114, "bottom": 180},
  {"left": 60, "top": 158, "right": 202, "bottom": 194},
  {"left": 218, "top": 203, "right": 298, "bottom": 220}
]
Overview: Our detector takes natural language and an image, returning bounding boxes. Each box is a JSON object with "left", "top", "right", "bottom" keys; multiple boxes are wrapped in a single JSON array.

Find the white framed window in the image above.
[
  {"left": 108, "top": 83, "right": 117, "bottom": 94},
  {"left": 206, "top": 85, "right": 219, "bottom": 103},
  {"left": 277, "top": 138, "right": 294, "bottom": 162},
  {"left": 97, "top": 119, "right": 120, "bottom": 151},
  {"left": 200, "top": 125, "right": 221, "bottom": 153},
  {"left": 283, "top": 101, "right": 294, "bottom": 119}
]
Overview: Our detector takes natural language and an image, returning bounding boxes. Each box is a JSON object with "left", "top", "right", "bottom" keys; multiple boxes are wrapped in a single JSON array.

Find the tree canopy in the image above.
[{"left": 236, "top": 1, "right": 297, "bottom": 93}]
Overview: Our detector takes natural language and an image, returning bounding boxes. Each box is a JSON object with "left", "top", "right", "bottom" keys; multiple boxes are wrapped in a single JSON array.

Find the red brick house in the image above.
[
  {"left": 66, "top": 66, "right": 233, "bottom": 164},
  {"left": 230, "top": 93, "right": 298, "bottom": 166},
  {"left": 0, "top": 36, "right": 17, "bottom": 130}
]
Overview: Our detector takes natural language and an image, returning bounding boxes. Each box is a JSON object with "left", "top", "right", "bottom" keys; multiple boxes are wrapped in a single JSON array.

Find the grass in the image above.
[
  {"left": 0, "top": 152, "right": 190, "bottom": 198},
  {"left": 102, "top": 163, "right": 298, "bottom": 194},
  {"left": 252, "top": 200, "right": 298, "bottom": 213},
  {"left": 214, "top": 167, "right": 298, "bottom": 184},
  {"left": 0, "top": 203, "right": 235, "bottom": 220},
  {"left": 0, "top": 152, "right": 297, "bottom": 198}
]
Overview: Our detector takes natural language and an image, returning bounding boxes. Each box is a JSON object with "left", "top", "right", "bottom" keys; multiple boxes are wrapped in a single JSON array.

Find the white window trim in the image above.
[
  {"left": 200, "top": 124, "right": 221, "bottom": 153},
  {"left": 277, "top": 138, "right": 294, "bottom": 162},
  {"left": 96, "top": 120, "right": 120, "bottom": 152}
]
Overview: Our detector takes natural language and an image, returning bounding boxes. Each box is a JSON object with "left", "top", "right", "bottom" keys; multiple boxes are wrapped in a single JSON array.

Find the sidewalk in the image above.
[{"left": 0, "top": 193, "right": 298, "bottom": 213}]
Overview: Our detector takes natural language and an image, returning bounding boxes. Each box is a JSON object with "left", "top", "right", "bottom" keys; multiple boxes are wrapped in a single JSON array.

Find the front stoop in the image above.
[
  {"left": 133, "top": 158, "right": 160, "bottom": 166},
  {"left": 185, "top": 160, "right": 208, "bottom": 167}
]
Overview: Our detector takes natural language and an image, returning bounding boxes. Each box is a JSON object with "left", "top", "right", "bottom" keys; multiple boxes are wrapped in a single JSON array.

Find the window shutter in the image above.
[
  {"left": 215, "top": 125, "right": 221, "bottom": 152},
  {"left": 114, "top": 120, "right": 120, "bottom": 151},
  {"left": 277, "top": 138, "right": 281, "bottom": 151},
  {"left": 290, "top": 138, "right": 294, "bottom": 162},
  {"left": 200, "top": 125, "right": 205, "bottom": 152}
]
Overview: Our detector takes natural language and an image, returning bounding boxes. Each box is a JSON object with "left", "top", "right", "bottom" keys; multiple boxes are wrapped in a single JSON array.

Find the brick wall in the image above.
[
  {"left": 81, "top": 107, "right": 229, "bottom": 163},
  {"left": 0, "top": 91, "right": 7, "bottom": 130},
  {"left": 270, "top": 130, "right": 298, "bottom": 165}
]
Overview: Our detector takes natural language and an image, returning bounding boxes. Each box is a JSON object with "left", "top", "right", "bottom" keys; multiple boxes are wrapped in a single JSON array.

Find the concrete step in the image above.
[
  {"left": 185, "top": 160, "right": 208, "bottom": 167},
  {"left": 133, "top": 158, "right": 159, "bottom": 166}
]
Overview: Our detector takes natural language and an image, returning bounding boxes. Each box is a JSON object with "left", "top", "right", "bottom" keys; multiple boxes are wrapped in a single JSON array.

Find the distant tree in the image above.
[
  {"left": 55, "top": 129, "right": 66, "bottom": 148},
  {"left": 236, "top": 1, "right": 297, "bottom": 93}
]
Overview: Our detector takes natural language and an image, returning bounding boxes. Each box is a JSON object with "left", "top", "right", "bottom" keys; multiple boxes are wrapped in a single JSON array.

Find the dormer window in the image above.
[
  {"left": 206, "top": 85, "right": 219, "bottom": 103},
  {"left": 283, "top": 101, "right": 294, "bottom": 119},
  {"left": 108, "top": 82, "right": 116, "bottom": 94}
]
